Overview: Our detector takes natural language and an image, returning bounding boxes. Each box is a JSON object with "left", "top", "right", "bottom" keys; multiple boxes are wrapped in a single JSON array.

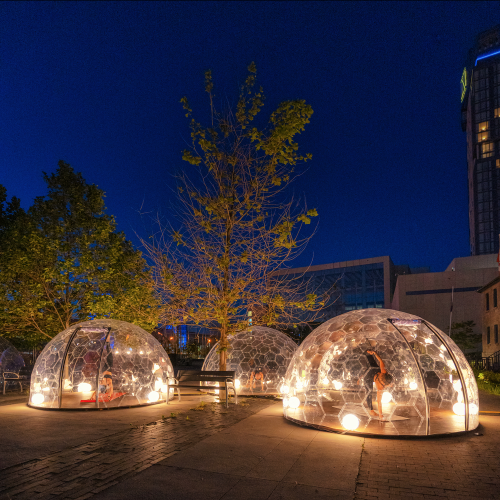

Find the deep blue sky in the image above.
[{"left": 2, "top": 2, "right": 499, "bottom": 271}]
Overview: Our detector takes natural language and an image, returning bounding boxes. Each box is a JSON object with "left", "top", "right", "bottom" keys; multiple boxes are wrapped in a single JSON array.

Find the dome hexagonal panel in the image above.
[
  {"left": 202, "top": 326, "right": 297, "bottom": 394},
  {"left": 0, "top": 337, "right": 25, "bottom": 377},
  {"left": 29, "top": 319, "right": 174, "bottom": 409},
  {"left": 283, "top": 309, "right": 478, "bottom": 436}
]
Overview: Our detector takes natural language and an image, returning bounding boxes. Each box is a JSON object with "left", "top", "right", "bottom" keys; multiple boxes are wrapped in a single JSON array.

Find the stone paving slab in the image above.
[{"left": 0, "top": 398, "right": 274, "bottom": 500}]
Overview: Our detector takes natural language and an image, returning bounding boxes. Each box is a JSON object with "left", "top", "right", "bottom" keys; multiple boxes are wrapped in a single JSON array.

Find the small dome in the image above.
[
  {"left": 202, "top": 326, "right": 297, "bottom": 394},
  {"left": 283, "top": 309, "right": 479, "bottom": 436},
  {"left": 0, "top": 337, "right": 25, "bottom": 376},
  {"left": 29, "top": 319, "right": 174, "bottom": 409}
]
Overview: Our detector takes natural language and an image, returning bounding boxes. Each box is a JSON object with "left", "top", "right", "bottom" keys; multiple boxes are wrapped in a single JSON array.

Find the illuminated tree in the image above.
[
  {"left": 144, "top": 63, "right": 330, "bottom": 370},
  {"left": 0, "top": 162, "right": 159, "bottom": 345}
]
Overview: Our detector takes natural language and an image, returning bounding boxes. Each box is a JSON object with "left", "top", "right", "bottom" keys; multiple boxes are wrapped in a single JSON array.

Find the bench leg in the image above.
[{"left": 225, "top": 382, "right": 228, "bottom": 408}]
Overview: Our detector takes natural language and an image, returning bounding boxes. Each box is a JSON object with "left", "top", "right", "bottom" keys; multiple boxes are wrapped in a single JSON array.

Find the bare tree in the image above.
[{"left": 143, "top": 63, "right": 331, "bottom": 370}]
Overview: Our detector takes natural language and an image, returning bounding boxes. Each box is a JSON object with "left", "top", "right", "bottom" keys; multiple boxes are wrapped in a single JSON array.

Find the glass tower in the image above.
[{"left": 462, "top": 25, "right": 500, "bottom": 255}]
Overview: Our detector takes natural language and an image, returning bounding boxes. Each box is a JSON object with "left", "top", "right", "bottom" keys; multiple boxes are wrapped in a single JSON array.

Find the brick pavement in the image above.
[
  {"left": 354, "top": 420, "right": 500, "bottom": 500},
  {"left": 0, "top": 398, "right": 275, "bottom": 500}
]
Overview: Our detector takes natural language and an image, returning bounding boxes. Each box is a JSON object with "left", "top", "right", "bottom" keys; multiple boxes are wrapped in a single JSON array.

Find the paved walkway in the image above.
[{"left": 1, "top": 391, "right": 500, "bottom": 499}]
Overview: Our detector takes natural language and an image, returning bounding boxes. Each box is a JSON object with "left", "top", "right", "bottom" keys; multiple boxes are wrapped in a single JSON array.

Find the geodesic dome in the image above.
[
  {"left": 202, "top": 326, "right": 297, "bottom": 394},
  {"left": 0, "top": 337, "right": 25, "bottom": 376},
  {"left": 282, "top": 309, "right": 479, "bottom": 436},
  {"left": 29, "top": 319, "right": 174, "bottom": 409}
]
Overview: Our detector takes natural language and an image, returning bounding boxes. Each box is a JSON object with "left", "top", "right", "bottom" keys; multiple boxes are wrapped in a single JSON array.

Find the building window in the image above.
[
  {"left": 495, "top": 289, "right": 498, "bottom": 308},
  {"left": 495, "top": 325, "right": 499, "bottom": 343},
  {"left": 478, "top": 130, "right": 490, "bottom": 142},
  {"left": 487, "top": 326, "right": 491, "bottom": 344},
  {"left": 497, "top": 159, "right": 500, "bottom": 168},
  {"left": 486, "top": 292, "right": 490, "bottom": 311},
  {"left": 481, "top": 142, "right": 495, "bottom": 158},
  {"left": 495, "top": 107, "right": 500, "bottom": 118}
]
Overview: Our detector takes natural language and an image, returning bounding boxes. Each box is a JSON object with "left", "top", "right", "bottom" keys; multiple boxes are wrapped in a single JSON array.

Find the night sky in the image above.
[{"left": 3, "top": 2, "right": 499, "bottom": 272}]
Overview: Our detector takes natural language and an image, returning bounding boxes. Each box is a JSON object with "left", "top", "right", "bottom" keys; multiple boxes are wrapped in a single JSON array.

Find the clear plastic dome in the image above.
[
  {"left": 0, "top": 337, "right": 25, "bottom": 376},
  {"left": 202, "top": 326, "right": 297, "bottom": 394},
  {"left": 29, "top": 319, "right": 175, "bottom": 409},
  {"left": 283, "top": 309, "right": 479, "bottom": 436}
]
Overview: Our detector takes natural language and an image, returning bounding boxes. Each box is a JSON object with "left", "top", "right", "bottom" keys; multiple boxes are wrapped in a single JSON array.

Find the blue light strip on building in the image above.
[{"left": 476, "top": 48, "right": 500, "bottom": 65}]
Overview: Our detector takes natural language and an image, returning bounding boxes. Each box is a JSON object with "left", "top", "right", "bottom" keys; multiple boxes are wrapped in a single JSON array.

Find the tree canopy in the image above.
[
  {"left": 144, "top": 63, "right": 330, "bottom": 369},
  {"left": 0, "top": 161, "right": 159, "bottom": 346}
]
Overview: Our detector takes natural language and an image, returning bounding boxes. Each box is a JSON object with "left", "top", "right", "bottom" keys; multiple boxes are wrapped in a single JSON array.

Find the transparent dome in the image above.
[
  {"left": 29, "top": 319, "right": 174, "bottom": 409},
  {"left": 0, "top": 337, "right": 25, "bottom": 376},
  {"left": 202, "top": 326, "right": 297, "bottom": 394},
  {"left": 283, "top": 309, "right": 479, "bottom": 436}
]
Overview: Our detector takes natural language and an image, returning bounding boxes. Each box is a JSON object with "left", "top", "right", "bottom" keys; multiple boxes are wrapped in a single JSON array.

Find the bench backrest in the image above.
[{"left": 176, "top": 370, "right": 235, "bottom": 384}]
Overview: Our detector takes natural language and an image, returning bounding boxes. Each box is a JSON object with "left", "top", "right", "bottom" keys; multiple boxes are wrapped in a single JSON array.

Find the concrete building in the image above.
[
  {"left": 478, "top": 275, "right": 500, "bottom": 357},
  {"left": 461, "top": 25, "right": 500, "bottom": 256},
  {"left": 273, "top": 256, "right": 425, "bottom": 323},
  {"left": 392, "top": 254, "right": 498, "bottom": 340}
]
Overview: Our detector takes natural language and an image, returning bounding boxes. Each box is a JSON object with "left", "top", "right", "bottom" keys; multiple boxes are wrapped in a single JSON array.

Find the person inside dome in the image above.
[{"left": 365, "top": 350, "right": 393, "bottom": 420}]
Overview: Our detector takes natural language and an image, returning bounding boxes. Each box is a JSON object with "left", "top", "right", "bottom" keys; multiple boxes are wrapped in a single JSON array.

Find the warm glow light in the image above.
[
  {"left": 333, "top": 380, "right": 343, "bottom": 390},
  {"left": 280, "top": 384, "right": 289, "bottom": 394},
  {"left": 78, "top": 383, "right": 92, "bottom": 392},
  {"left": 469, "top": 403, "right": 479, "bottom": 415},
  {"left": 404, "top": 378, "right": 408, "bottom": 385},
  {"left": 457, "top": 392, "right": 464, "bottom": 403},
  {"left": 283, "top": 397, "right": 289, "bottom": 408},
  {"left": 154, "top": 378, "right": 162, "bottom": 391},
  {"left": 289, "top": 396, "right": 300, "bottom": 409},
  {"left": 409, "top": 382, "right": 418, "bottom": 390},
  {"left": 161, "top": 385, "right": 169, "bottom": 393},
  {"left": 296, "top": 381, "right": 303, "bottom": 390},
  {"left": 381, "top": 392, "right": 392, "bottom": 404},
  {"left": 341, "top": 414, "right": 360, "bottom": 431},
  {"left": 447, "top": 360, "right": 455, "bottom": 370},
  {"left": 453, "top": 403, "right": 466, "bottom": 416},
  {"left": 148, "top": 391, "right": 160, "bottom": 402},
  {"left": 322, "top": 377, "right": 329, "bottom": 385},
  {"left": 31, "top": 393, "right": 44, "bottom": 405},
  {"left": 453, "top": 380, "right": 462, "bottom": 392},
  {"left": 424, "top": 338, "right": 433, "bottom": 344},
  {"left": 235, "top": 379, "right": 241, "bottom": 389}
]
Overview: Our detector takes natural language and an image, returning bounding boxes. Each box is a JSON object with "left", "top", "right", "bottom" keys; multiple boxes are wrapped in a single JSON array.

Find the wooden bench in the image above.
[
  {"left": 168, "top": 370, "right": 238, "bottom": 408},
  {"left": 2, "top": 371, "right": 29, "bottom": 395}
]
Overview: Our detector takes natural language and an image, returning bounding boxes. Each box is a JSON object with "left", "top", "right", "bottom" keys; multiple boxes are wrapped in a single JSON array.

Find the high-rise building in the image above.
[{"left": 462, "top": 25, "right": 500, "bottom": 255}]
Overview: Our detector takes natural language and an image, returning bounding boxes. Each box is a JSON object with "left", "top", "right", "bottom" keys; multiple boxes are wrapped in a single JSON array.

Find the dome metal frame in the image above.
[
  {"left": 29, "top": 320, "right": 175, "bottom": 411},
  {"left": 282, "top": 309, "right": 479, "bottom": 437}
]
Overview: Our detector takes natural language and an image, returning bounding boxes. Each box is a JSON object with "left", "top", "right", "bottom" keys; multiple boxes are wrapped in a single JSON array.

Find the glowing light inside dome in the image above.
[
  {"left": 161, "top": 385, "right": 170, "bottom": 393},
  {"left": 447, "top": 360, "right": 455, "bottom": 370},
  {"left": 78, "top": 383, "right": 92, "bottom": 392},
  {"left": 409, "top": 382, "right": 418, "bottom": 390},
  {"left": 333, "top": 380, "right": 343, "bottom": 390},
  {"left": 453, "top": 403, "right": 466, "bottom": 416},
  {"left": 283, "top": 397, "right": 289, "bottom": 408},
  {"left": 457, "top": 392, "right": 464, "bottom": 403},
  {"left": 31, "top": 393, "right": 44, "bottom": 405},
  {"left": 424, "top": 338, "right": 433, "bottom": 344},
  {"left": 404, "top": 378, "right": 408, "bottom": 385},
  {"left": 289, "top": 396, "right": 300, "bottom": 409},
  {"left": 148, "top": 391, "right": 160, "bottom": 403},
  {"left": 469, "top": 403, "right": 479, "bottom": 415},
  {"left": 280, "top": 384, "right": 289, "bottom": 394},
  {"left": 341, "top": 414, "right": 360, "bottom": 431},
  {"left": 296, "top": 381, "right": 303, "bottom": 390},
  {"left": 235, "top": 379, "right": 241, "bottom": 389},
  {"left": 453, "top": 380, "right": 462, "bottom": 392},
  {"left": 322, "top": 377, "right": 329, "bottom": 385},
  {"left": 381, "top": 392, "right": 392, "bottom": 404}
]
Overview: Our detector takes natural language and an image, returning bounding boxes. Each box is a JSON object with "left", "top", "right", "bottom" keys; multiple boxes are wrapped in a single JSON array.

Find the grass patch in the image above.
[{"left": 472, "top": 368, "right": 500, "bottom": 396}]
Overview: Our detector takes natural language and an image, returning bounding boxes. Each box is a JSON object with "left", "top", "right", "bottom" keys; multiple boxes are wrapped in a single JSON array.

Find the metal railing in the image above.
[{"left": 466, "top": 349, "right": 500, "bottom": 372}]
